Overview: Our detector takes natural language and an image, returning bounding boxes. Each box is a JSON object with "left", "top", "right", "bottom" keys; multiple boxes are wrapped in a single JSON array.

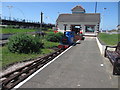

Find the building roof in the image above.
[
  {"left": 71, "top": 5, "right": 85, "bottom": 11},
  {"left": 56, "top": 13, "right": 100, "bottom": 22}
]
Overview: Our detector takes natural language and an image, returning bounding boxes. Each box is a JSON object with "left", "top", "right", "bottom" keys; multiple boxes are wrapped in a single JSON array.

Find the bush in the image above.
[
  {"left": 8, "top": 33, "right": 44, "bottom": 54},
  {"left": 46, "top": 32, "right": 64, "bottom": 42}
]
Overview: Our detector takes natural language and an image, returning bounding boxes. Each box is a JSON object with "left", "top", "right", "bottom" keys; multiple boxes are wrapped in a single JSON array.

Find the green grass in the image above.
[
  {"left": 43, "top": 40, "right": 59, "bottom": 48},
  {"left": 1, "top": 29, "right": 60, "bottom": 67},
  {"left": 98, "top": 33, "right": 119, "bottom": 45},
  {"left": 45, "top": 31, "right": 54, "bottom": 34},
  {"left": 1, "top": 28, "right": 54, "bottom": 34},
  {"left": 1, "top": 39, "right": 59, "bottom": 68},
  {"left": 2, "top": 28, "right": 36, "bottom": 34},
  {"left": 2, "top": 46, "right": 54, "bottom": 67}
]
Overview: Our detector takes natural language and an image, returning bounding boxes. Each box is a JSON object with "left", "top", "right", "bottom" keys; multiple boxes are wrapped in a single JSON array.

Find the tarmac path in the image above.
[{"left": 18, "top": 37, "right": 118, "bottom": 88}]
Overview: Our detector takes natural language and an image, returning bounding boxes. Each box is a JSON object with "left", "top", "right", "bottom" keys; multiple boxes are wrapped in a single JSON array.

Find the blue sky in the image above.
[{"left": 2, "top": 2, "right": 118, "bottom": 30}]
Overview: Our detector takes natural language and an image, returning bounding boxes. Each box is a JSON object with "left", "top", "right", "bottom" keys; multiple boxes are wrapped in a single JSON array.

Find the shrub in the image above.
[
  {"left": 8, "top": 33, "right": 44, "bottom": 54},
  {"left": 46, "top": 32, "right": 64, "bottom": 42}
]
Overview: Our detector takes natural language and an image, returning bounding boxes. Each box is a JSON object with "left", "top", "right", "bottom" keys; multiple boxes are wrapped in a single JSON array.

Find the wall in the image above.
[
  {"left": 96, "top": 37, "right": 106, "bottom": 55},
  {"left": 57, "top": 21, "right": 99, "bottom": 35}
]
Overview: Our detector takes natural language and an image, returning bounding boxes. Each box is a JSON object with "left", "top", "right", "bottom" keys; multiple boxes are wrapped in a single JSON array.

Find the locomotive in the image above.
[
  {"left": 57, "top": 25, "right": 84, "bottom": 49},
  {"left": 58, "top": 31, "right": 84, "bottom": 49},
  {"left": 58, "top": 31, "right": 75, "bottom": 49}
]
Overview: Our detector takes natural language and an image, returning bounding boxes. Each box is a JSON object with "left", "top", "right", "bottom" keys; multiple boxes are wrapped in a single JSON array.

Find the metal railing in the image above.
[{"left": 1, "top": 16, "right": 40, "bottom": 24}]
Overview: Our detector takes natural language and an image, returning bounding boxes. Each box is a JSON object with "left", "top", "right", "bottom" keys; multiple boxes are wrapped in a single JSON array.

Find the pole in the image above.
[
  {"left": 41, "top": 12, "right": 43, "bottom": 24},
  {"left": 102, "top": 8, "right": 107, "bottom": 32},
  {"left": 40, "top": 12, "right": 43, "bottom": 33},
  {"left": 7, "top": 6, "right": 13, "bottom": 20},
  {"left": 16, "top": 7, "right": 26, "bottom": 19},
  {"left": 95, "top": 2, "right": 97, "bottom": 13}
]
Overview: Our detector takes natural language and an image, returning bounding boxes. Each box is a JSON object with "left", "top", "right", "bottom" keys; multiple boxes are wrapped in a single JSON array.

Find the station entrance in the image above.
[
  {"left": 71, "top": 25, "right": 81, "bottom": 34},
  {"left": 70, "top": 25, "right": 82, "bottom": 40}
]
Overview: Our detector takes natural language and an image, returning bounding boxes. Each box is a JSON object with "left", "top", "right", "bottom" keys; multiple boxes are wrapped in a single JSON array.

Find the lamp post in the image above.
[
  {"left": 101, "top": 8, "right": 107, "bottom": 32},
  {"left": 7, "top": 5, "right": 13, "bottom": 20},
  {"left": 6, "top": 5, "right": 25, "bottom": 21},
  {"left": 40, "top": 12, "right": 43, "bottom": 33},
  {"left": 15, "top": 7, "right": 26, "bottom": 20}
]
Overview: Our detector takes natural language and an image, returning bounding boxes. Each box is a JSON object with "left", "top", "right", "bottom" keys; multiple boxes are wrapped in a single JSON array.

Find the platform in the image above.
[{"left": 17, "top": 37, "right": 118, "bottom": 88}]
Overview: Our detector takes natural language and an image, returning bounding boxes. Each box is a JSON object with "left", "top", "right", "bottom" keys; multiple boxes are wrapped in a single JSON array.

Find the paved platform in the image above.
[{"left": 18, "top": 37, "right": 118, "bottom": 88}]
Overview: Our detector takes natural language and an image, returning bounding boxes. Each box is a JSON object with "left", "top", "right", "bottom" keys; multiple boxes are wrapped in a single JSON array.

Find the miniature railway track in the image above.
[{"left": 0, "top": 48, "right": 65, "bottom": 90}]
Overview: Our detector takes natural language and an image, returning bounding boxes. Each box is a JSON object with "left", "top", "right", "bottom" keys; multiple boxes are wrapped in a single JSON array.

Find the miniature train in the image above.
[{"left": 58, "top": 31, "right": 84, "bottom": 49}]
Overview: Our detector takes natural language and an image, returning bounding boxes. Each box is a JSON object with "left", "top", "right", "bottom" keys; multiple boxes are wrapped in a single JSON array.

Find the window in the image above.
[
  {"left": 85, "top": 26, "right": 95, "bottom": 32},
  {"left": 75, "top": 26, "right": 81, "bottom": 28}
]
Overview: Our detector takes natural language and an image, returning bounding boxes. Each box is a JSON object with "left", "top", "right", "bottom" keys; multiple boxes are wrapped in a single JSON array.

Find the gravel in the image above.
[{"left": 0, "top": 60, "right": 34, "bottom": 77}]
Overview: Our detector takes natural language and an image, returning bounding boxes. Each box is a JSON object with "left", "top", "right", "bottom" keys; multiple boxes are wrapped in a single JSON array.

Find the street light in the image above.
[
  {"left": 6, "top": 5, "right": 26, "bottom": 21},
  {"left": 15, "top": 7, "right": 26, "bottom": 19},
  {"left": 101, "top": 7, "right": 107, "bottom": 32},
  {"left": 6, "top": 5, "right": 13, "bottom": 20}
]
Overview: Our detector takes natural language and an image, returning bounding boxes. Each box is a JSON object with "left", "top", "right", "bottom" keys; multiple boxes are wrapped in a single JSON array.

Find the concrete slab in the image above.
[{"left": 18, "top": 37, "right": 118, "bottom": 88}]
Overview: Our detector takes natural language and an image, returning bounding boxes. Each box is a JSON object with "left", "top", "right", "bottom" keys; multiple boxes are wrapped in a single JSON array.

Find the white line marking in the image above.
[{"left": 14, "top": 45, "right": 73, "bottom": 89}]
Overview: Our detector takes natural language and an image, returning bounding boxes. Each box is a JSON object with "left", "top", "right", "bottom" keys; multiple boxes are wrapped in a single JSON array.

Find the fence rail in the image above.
[{"left": 1, "top": 16, "right": 55, "bottom": 29}]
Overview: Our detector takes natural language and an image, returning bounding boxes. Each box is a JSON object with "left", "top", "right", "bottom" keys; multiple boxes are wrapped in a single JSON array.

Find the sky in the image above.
[{"left": 2, "top": 2, "right": 119, "bottom": 30}]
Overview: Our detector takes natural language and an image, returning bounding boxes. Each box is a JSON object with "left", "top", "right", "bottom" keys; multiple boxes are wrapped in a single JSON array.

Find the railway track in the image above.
[{"left": 0, "top": 48, "right": 65, "bottom": 90}]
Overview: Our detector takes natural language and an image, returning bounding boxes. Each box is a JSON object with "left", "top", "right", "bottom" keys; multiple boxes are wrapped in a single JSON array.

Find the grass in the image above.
[
  {"left": 2, "top": 28, "right": 36, "bottom": 34},
  {"left": 2, "top": 40, "right": 59, "bottom": 68},
  {"left": 1, "top": 28, "right": 54, "bottom": 34},
  {"left": 98, "top": 33, "right": 119, "bottom": 45},
  {"left": 2, "top": 46, "right": 54, "bottom": 67},
  {"left": 1, "top": 28, "right": 60, "bottom": 67},
  {"left": 45, "top": 31, "right": 54, "bottom": 34},
  {"left": 44, "top": 40, "right": 59, "bottom": 48}
]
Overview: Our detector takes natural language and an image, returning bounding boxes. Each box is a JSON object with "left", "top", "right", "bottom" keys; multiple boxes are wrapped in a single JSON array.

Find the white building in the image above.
[{"left": 56, "top": 5, "right": 100, "bottom": 36}]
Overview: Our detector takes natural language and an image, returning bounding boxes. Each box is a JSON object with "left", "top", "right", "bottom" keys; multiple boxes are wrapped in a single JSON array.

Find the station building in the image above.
[{"left": 56, "top": 5, "right": 100, "bottom": 36}]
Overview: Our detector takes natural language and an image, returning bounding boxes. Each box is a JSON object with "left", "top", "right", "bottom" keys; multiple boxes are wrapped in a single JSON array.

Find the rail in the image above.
[{"left": 0, "top": 48, "right": 65, "bottom": 90}]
